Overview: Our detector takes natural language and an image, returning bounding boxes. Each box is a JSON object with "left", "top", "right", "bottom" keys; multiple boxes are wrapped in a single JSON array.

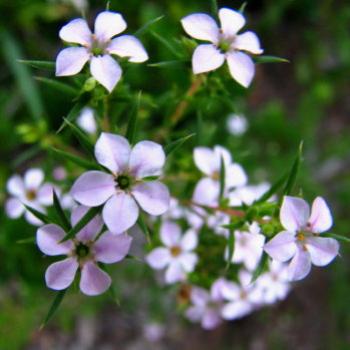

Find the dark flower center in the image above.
[
  {"left": 75, "top": 243, "right": 90, "bottom": 258},
  {"left": 170, "top": 246, "right": 182, "bottom": 257},
  {"left": 90, "top": 35, "right": 108, "bottom": 56},
  {"left": 218, "top": 34, "right": 236, "bottom": 54},
  {"left": 26, "top": 189, "right": 37, "bottom": 201},
  {"left": 116, "top": 174, "right": 131, "bottom": 190}
]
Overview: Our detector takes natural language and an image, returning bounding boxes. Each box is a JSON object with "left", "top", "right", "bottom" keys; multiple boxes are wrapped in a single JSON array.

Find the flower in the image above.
[
  {"left": 221, "top": 270, "right": 263, "bottom": 320},
  {"left": 36, "top": 206, "right": 132, "bottom": 296},
  {"left": 185, "top": 278, "right": 226, "bottom": 330},
  {"left": 77, "top": 107, "right": 97, "bottom": 134},
  {"left": 71, "top": 132, "right": 170, "bottom": 234},
  {"left": 264, "top": 196, "right": 339, "bottom": 281},
  {"left": 226, "top": 113, "right": 248, "bottom": 135},
  {"left": 193, "top": 145, "right": 247, "bottom": 206},
  {"left": 181, "top": 7, "right": 263, "bottom": 87},
  {"left": 229, "top": 182, "right": 271, "bottom": 206},
  {"left": 56, "top": 11, "right": 148, "bottom": 92},
  {"left": 146, "top": 221, "right": 198, "bottom": 284},
  {"left": 226, "top": 222, "right": 266, "bottom": 270},
  {"left": 5, "top": 168, "right": 54, "bottom": 225}
]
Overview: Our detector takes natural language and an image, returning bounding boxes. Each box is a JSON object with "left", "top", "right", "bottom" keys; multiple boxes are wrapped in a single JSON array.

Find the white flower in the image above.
[
  {"left": 193, "top": 145, "right": 247, "bottom": 206},
  {"left": 56, "top": 11, "right": 148, "bottom": 92},
  {"left": 146, "top": 221, "right": 198, "bottom": 284},
  {"left": 181, "top": 8, "right": 263, "bottom": 87},
  {"left": 143, "top": 323, "right": 165, "bottom": 342},
  {"left": 229, "top": 182, "right": 271, "bottom": 206},
  {"left": 5, "top": 168, "right": 55, "bottom": 226},
  {"left": 77, "top": 107, "right": 97, "bottom": 134},
  {"left": 226, "top": 114, "right": 248, "bottom": 135},
  {"left": 207, "top": 211, "right": 230, "bottom": 236},
  {"left": 264, "top": 196, "right": 339, "bottom": 281},
  {"left": 226, "top": 222, "right": 265, "bottom": 270}
]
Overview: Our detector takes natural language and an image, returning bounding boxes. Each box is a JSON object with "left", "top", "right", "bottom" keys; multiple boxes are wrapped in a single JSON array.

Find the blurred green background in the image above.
[{"left": 0, "top": 0, "right": 349, "bottom": 349}]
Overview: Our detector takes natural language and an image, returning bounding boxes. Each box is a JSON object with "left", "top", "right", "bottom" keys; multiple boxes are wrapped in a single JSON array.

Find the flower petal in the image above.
[
  {"left": 160, "top": 221, "right": 182, "bottom": 247},
  {"left": 37, "top": 183, "right": 55, "bottom": 206},
  {"left": 235, "top": 31, "right": 263, "bottom": 55},
  {"left": 179, "top": 252, "right": 198, "bottom": 272},
  {"left": 102, "top": 192, "right": 139, "bottom": 234},
  {"left": 180, "top": 229, "right": 198, "bottom": 251},
  {"left": 287, "top": 248, "right": 311, "bottom": 281},
  {"left": 308, "top": 196, "right": 333, "bottom": 233},
  {"left": 108, "top": 35, "right": 148, "bottom": 62},
  {"left": 59, "top": 18, "right": 92, "bottom": 45},
  {"left": 202, "top": 309, "right": 222, "bottom": 330},
  {"left": 94, "top": 232, "right": 132, "bottom": 263},
  {"left": 165, "top": 262, "right": 185, "bottom": 284},
  {"left": 5, "top": 198, "right": 25, "bottom": 218},
  {"left": 71, "top": 170, "right": 115, "bottom": 207},
  {"left": 221, "top": 281, "right": 240, "bottom": 301},
  {"left": 25, "top": 209, "right": 44, "bottom": 226},
  {"left": 226, "top": 51, "right": 255, "bottom": 88},
  {"left": 132, "top": 181, "right": 170, "bottom": 216},
  {"left": 190, "top": 287, "right": 210, "bottom": 306},
  {"left": 181, "top": 13, "right": 219, "bottom": 43},
  {"left": 280, "top": 196, "right": 310, "bottom": 232},
  {"left": 55, "top": 47, "right": 89, "bottom": 76},
  {"left": 79, "top": 261, "right": 111, "bottom": 296},
  {"left": 194, "top": 146, "right": 219, "bottom": 176},
  {"left": 45, "top": 257, "right": 78, "bottom": 290},
  {"left": 264, "top": 231, "right": 297, "bottom": 262},
  {"left": 221, "top": 301, "right": 252, "bottom": 320},
  {"left": 305, "top": 237, "right": 339, "bottom": 266},
  {"left": 226, "top": 163, "right": 247, "bottom": 188},
  {"left": 90, "top": 55, "right": 122, "bottom": 92},
  {"left": 193, "top": 178, "right": 220, "bottom": 206},
  {"left": 146, "top": 247, "right": 171, "bottom": 269},
  {"left": 24, "top": 168, "right": 44, "bottom": 190},
  {"left": 218, "top": 8, "right": 245, "bottom": 36},
  {"left": 94, "top": 132, "right": 131, "bottom": 173},
  {"left": 94, "top": 11, "right": 127, "bottom": 41},
  {"left": 37, "top": 224, "right": 73, "bottom": 256},
  {"left": 129, "top": 141, "right": 165, "bottom": 179},
  {"left": 192, "top": 44, "right": 225, "bottom": 74},
  {"left": 7, "top": 175, "right": 25, "bottom": 198}
]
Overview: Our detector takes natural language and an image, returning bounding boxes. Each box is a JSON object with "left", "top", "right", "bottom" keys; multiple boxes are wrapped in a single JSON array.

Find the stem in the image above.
[{"left": 102, "top": 95, "right": 111, "bottom": 132}]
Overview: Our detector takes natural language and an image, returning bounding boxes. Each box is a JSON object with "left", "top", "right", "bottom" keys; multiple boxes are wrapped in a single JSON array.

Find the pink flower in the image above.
[
  {"left": 264, "top": 196, "right": 339, "bottom": 281},
  {"left": 5, "top": 168, "right": 55, "bottom": 226},
  {"left": 181, "top": 8, "right": 263, "bottom": 87},
  {"left": 36, "top": 206, "right": 132, "bottom": 296},
  {"left": 56, "top": 11, "right": 148, "bottom": 92},
  {"left": 146, "top": 221, "right": 198, "bottom": 284},
  {"left": 71, "top": 133, "right": 170, "bottom": 234}
]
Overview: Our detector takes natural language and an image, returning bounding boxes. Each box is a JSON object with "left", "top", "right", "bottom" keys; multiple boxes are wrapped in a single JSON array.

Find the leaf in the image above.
[
  {"left": 164, "top": 133, "right": 195, "bottom": 156},
  {"left": 40, "top": 289, "right": 67, "bottom": 329},
  {"left": 210, "top": 0, "right": 219, "bottom": 20},
  {"left": 35, "top": 77, "right": 79, "bottom": 97},
  {"left": 219, "top": 155, "right": 226, "bottom": 203},
  {"left": 239, "top": 2, "right": 248, "bottom": 13},
  {"left": 61, "top": 206, "right": 101, "bottom": 242},
  {"left": 283, "top": 141, "right": 303, "bottom": 196},
  {"left": 225, "top": 230, "right": 235, "bottom": 270},
  {"left": 134, "top": 15, "right": 164, "bottom": 37},
  {"left": 255, "top": 55, "right": 290, "bottom": 64},
  {"left": 49, "top": 147, "right": 99, "bottom": 170},
  {"left": 150, "top": 31, "right": 183, "bottom": 59},
  {"left": 254, "top": 173, "right": 288, "bottom": 204},
  {"left": 53, "top": 191, "right": 71, "bottom": 231},
  {"left": 196, "top": 111, "right": 203, "bottom": 146},
  {"left": 137, "top": 214, "right": 151, "bottom": 244},
  {"left": 324, "top": 233, "right": 350, "bottom": 243},
  {"left": 24, "top": 205, "right": 51, "bottom": 225},
  {"left": 251, "top": 252, "right": 269, "bottom": 283},
  {"left": 17, "top": 59, "right": 55, "bottom": 70},
  {"left": 148, "top": 60, "right": 188, "bottom": 68},
  {"left": 125, "top": 91, "right": 142, "bottom": 145},
  {"left": 222, "top": 220, "right": 245, "bottom": 230},
  {"left": 16, "top": 237, "right": 36, "bottom": 244},
  {"left": 142, "top": 175, "right": 159, "bottom": 181},
  {"left": 56, "top": 100, "right": 88, "bottom": 133}
]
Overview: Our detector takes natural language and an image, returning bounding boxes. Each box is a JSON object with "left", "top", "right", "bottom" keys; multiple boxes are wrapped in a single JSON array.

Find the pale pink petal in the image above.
[
  {"left": 55, "top": 47, "right": 90, "bottom": 76},
  {"left": 94, "top": 232, "right": 132, "bottom": 263},
  {"left": 226, "top": 51, "right": 255, "bottom": 88},
  {"left": 211, "top": 278, "right": 227, "bottom": 301},
  {"left": 90, "top": 55, "right": 122, "bottom": 92},
  {"left": 190, "top": 287, "right": 210, "bottom": 306},
  {"left": 179, "top": 252, "right": 198, "bottom": 272},
  {"left": 71, "top": 206, "right": 104, "bottom": 242},
  {"left": 94, "top": 132, "right": 131, "bottom": 173},
  {"left": 45, "top": 257, "right": 78, "bottom": 290},
  {"left": 24, "top": 168, "right": 44, "bottom": 190},
  {"left": 305, "top": 237, "right": 339, "bottom": 266},
  {"left": 308, "top": 197, "right": 333, "bottom": 233},
  {"left": 5, "top": 198, "right": 24, "bottom": 218},
  {"left": 37, "top": 183, "right": 55, "bottom": 206},
  {"left": 25, "top": 209, "right": 44, "bottom": 226},
  {"left": 221, "top": 301, "right": 252, "bottom": 320},
  {"left": 235, "top": 31, "right": 263, "bottom": 54},
  {"left": 181, "top": 13, "right": 219, "bottom": 43},
  {"left": 59, "top": 18, "right": 92, "bottom": 46},
  {"left": 192, "top": 44, "right": 225, "bottom": 74},
  {"left": 202, "top": 309, "right": 222, "bottom": 330},
  {"left": 185, "top": 305, "right": 203, "bottom": 322},
  {"left": 221, "top": 281, "right": 240, "bottom": 301},
  {"left": 218, "top": 8, "right": 245, "bottom": 36},
  {"left": 132, "top": 181, "right": 170, "bottom": 216},
  {"left": 165, "top": 262, "right": 185, "bottom": 284},
  {"left": 71, "top": 171, "right": 115, "bottom": 206},
  {"left": 94, "top": 11, "right": 127, "bottom": 41},
  {"left": 102, "top": 192, "right": 139, "bottom": 234},
  {"left": 7, "top": 175, "right": 25, "bottom": 198},
  {"left": 264, "top": 231, "right": 297, "bottom": 262},
  {"left": 287, "top": 248, "right": 311, "bottom": 281},
  {"left": 146, "top": 247, "right": 171, "bottom": 269},
  {"left": 193, "top": 178, "right": 220, "bottom": 206},
  {"left": 37, "top": 224, "right": 73, "bottom": 256},
  {"left": 180, "top": 229, "right": 198, "bottom": 251},
  {"left": 160, "top": 221, "right": 182, "bottom": 247},
  {"left": 194, "top": 147, "right": 218, "bottom": 175},
  {"left": 226, "top": 163, "right": 247, "bottom": 188},
  {"left": 79, "top": 261, "right": 111, "bottom": 296},
  {"left": 129, "top": 141, "right": 165, "bottom": 179},
  {"left": 280, "top": 196, "right": 310, "bottom": 232},
  {"left": 213, "top": 145, "right": 232, "bottom": 166},
  {"left": 108, "top": 35, "right": 148, "bottom": 62}
]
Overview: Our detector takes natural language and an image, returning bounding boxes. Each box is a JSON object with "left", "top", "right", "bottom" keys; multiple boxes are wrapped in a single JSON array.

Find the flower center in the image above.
[
  {"left": 26, "top": 189, "right": 37, "bottom": 201},
  {"left": 296, "top": 232, "right": 306, "bottom": 242},
  {"left": 90, "top": 35, "right": 108, "bottom": 56},
  {"left": 116, "top": 174, "right": 131, "bottom": 190},
  {"left": 212, "top": 171, "right": 220, "bottom": 181},
  {"left": 218, "top": 34, "right": 236, "bottom": 54},
  {"left": 170, "top": 246, "right": 182, "bottom": 257},
  {"left": 75, "top": 243, "right": 90, "bottom": 258}
]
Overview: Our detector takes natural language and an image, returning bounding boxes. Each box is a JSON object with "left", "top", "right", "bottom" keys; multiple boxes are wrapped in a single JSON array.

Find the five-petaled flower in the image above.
[
  {"left": 36, "top": 206, "right": 132, "bottom": 296},
  {"left": 5, "top": 168, "right": 54, "bottom": 226},
  {"left": 146, "top": 221, "right": 198, "bottom": 284},
  {"left": 56, "top": 11, "right": 148, "bottom": 92},
  {"left": 264, "top": 196, "right": 339, "bottom": 281},
  {"left": 71, "top": 133, "right": 170, "bottom": 234},
  {"left": 181, "top": 7, "right": 263, "bottom": 87}
]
